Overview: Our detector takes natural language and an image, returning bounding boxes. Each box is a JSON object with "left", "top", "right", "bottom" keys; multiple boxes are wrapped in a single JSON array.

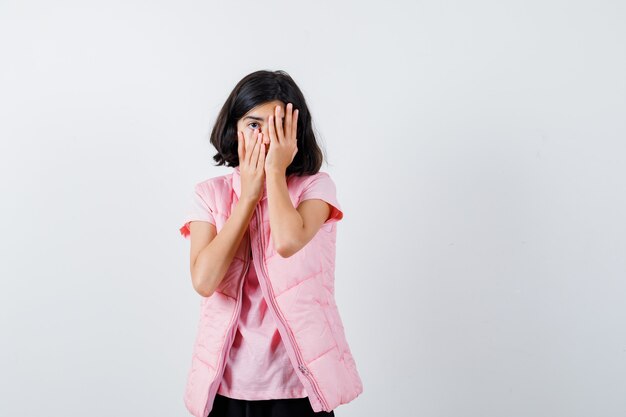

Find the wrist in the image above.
[
  {"left": 236, "top": 195, "right": 259, "bottom": 210},
  {"left": 266, "top": 168, "right": 286, "bottom": 180}
]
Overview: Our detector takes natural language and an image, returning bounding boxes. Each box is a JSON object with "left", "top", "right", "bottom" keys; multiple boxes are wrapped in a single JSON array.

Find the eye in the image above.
[{"left": 248, "top": 122, "right": 260, "bottom": 130}]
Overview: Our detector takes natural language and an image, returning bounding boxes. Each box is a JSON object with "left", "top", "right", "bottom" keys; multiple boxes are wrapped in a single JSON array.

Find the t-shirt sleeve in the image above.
[
  {"left": 299, "top": 172, "right": 344, "bottom": 225},
  {"left": 179, "top": 184, "right": 216, "bottom": 239}
]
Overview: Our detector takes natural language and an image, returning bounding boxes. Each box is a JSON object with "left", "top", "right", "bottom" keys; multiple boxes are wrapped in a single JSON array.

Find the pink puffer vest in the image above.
[{"left": 179, "top": 166, "right": 363, "bottom": 417}]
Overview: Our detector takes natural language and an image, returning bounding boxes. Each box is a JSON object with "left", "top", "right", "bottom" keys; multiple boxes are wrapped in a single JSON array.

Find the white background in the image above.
[{"left": 1, "top": 1, "right": 625, "bottom": 416}]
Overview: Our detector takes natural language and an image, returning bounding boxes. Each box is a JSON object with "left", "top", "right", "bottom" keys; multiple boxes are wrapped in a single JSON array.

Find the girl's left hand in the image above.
[{"left": 264, "top": 102, "right": 299, "bottom": 175}]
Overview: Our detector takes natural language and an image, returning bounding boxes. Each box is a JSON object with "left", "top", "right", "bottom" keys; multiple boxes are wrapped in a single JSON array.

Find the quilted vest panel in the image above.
[{"left": 181, "top": 167, "right": 363, "bottom": 417}]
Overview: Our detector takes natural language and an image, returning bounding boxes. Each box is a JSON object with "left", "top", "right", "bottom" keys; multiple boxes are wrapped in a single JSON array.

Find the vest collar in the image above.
[{"left": 232, "top": 165, "right": 268, "bottom": 201}]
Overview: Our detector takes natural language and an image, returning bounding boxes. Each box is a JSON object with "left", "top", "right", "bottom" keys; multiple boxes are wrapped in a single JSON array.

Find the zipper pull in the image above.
[{"left": 298, "top": 364, "right": 310, "bottom": 375}]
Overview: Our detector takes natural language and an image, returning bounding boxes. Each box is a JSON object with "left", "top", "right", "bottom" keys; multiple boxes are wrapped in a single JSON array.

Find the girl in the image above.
[{"left": 180, "top": 70, "right": 363, "bottom": 417}]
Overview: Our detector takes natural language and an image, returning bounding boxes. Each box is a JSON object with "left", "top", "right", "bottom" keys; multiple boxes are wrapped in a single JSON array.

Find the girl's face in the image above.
[{"left": 236, "top": 100, "right": 286, "bottom": 154}]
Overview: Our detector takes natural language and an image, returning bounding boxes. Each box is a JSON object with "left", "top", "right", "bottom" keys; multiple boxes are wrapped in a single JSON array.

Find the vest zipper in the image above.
[
  {"left": 203, "top": 234, "right": 251, "bottom": 417},
  {"left": 254, "top": 205, "right": 330, "bottom": 412}
]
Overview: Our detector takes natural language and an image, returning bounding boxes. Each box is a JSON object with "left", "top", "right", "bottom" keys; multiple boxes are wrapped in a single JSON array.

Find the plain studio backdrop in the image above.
[{"left": 1, "top": 1, "right": 625, "bottom": 416}]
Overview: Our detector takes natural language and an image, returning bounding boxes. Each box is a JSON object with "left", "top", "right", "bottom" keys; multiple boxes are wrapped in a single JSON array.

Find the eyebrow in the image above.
[{"left": 242, "top": 115, "right": 264, "bottom": 122}]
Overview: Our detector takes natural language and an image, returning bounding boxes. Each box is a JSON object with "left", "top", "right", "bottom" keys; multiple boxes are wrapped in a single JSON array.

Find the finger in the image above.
[
  {"left": 275, "top": 104, "right": 285, "bottom": 142},
  {"left": 292, "top": 109, "right": 299, "bottom": 143},
  {"left": 250, "top": 132, "right": 262, "bottom": 168},
  {"left": 258, "top": 140, "right": 266, "bottom": 171},
  {"left": 237, "top": 131, "right": 244, "bottom": 163},
  {"left": 245, "top": 129, "right": 259, "bottom": 165},
  {"left": 243, "top": 130, "right": 250, "bottom": 165},
  {"left": 257, "top": 133, "right": 265, "bottom": 168},
  {"left": 285, "top": 103, "right": 293, "bottom": 143},
  {"left": 262, "top": 125, "right": 270, "bottom": 144},
  {"left": 268, "top": 114, "right": 279, "bottom": 145}
]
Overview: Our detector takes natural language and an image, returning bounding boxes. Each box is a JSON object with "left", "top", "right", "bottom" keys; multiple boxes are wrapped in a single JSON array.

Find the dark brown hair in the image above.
[{"left": 209, "top": 70, "right": 323, "bottom": 176}]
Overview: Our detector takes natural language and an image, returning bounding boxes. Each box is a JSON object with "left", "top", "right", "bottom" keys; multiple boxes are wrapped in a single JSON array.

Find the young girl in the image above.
[{"left": 180, "top": 70, "right": 363, "bottom": 417}]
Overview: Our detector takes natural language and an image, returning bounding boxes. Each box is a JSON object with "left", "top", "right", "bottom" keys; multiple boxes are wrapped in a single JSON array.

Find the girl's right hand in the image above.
[{"left": 237, "top": 128, "right": 266, "bottom": 204}]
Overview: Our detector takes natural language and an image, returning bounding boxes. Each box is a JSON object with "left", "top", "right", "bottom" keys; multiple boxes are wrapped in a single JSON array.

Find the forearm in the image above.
[
  {"left": 266, "top": 170, "right": 303, "bottom": 256},
  {"left": 192, "top": 197, "right": 257, "bottom": 296}
]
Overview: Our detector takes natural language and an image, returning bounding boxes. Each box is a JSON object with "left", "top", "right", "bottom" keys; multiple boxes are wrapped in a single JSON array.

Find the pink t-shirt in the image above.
[{"left": 217, "top": 255, "right": 308, "bottom": 400}]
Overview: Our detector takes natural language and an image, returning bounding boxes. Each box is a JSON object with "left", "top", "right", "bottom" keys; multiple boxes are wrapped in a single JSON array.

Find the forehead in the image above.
[{"left": 242, "top": 100, "right": 285, "bottom": 118}]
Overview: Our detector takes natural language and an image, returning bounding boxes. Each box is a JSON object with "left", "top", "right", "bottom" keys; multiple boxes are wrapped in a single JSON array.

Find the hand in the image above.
[
  {"left": 237, "top": 128, "right": 266, "bottom": 203},
  {"left": 264, "top": 102, "right": 299, "bottom": 175}
]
